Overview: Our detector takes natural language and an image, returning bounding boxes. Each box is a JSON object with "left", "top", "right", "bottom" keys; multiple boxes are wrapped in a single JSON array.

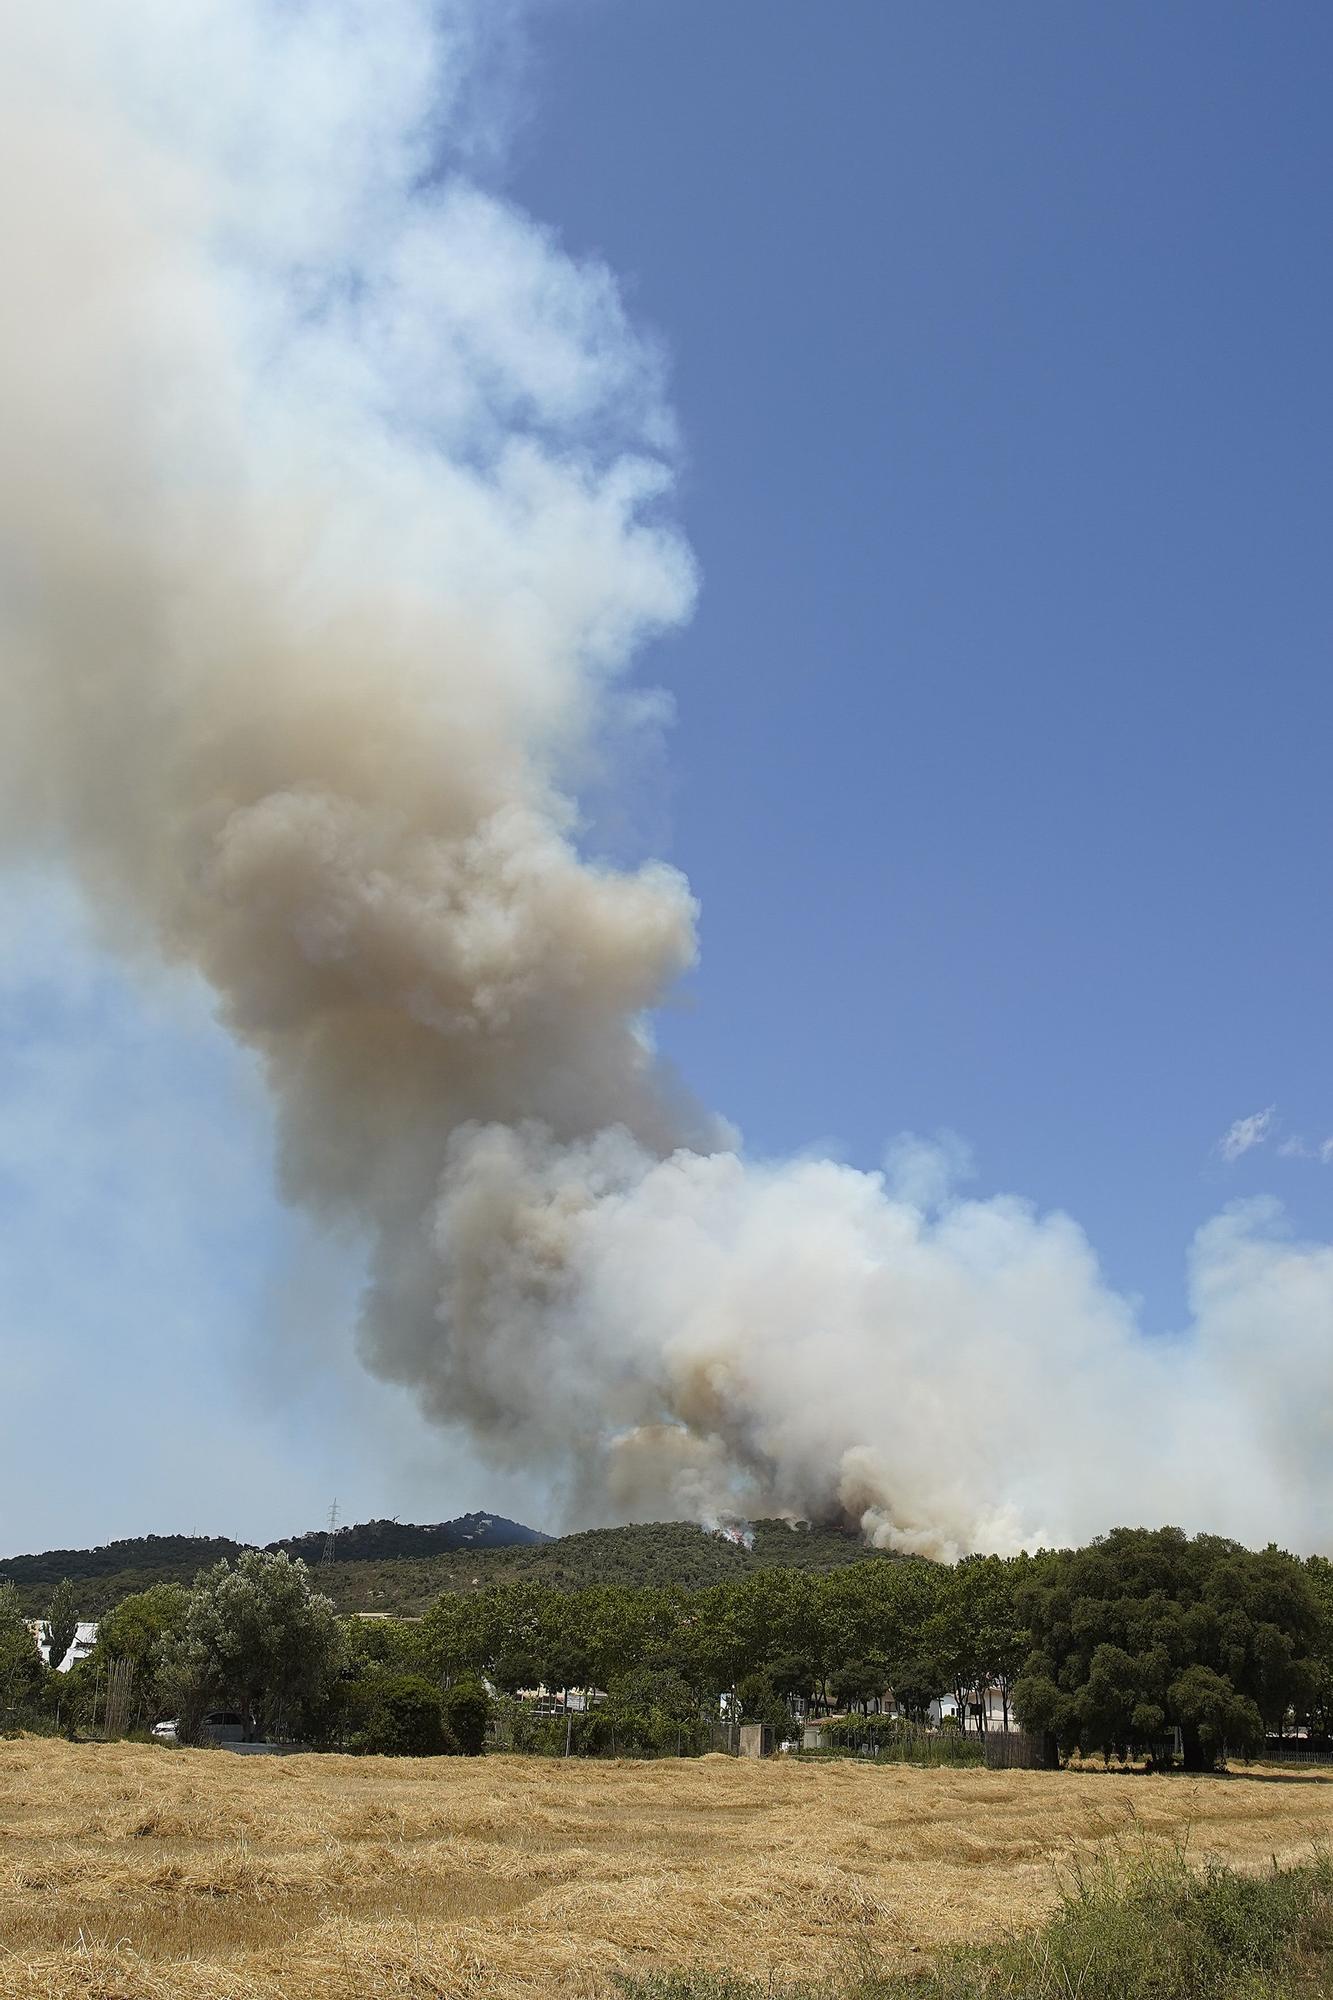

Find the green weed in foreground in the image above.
[{"left": 617, "top": 1849, "right": 1333, "bottom": 2000}]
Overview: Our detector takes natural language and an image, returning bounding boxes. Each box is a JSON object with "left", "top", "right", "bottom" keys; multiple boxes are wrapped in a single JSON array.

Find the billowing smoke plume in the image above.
[{"left": 2, "top": 2, "right": 1330, "bottom": 1558}]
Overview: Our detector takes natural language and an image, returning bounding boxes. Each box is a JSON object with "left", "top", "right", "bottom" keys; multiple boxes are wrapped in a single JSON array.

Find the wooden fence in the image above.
[{"left": 982, "top": 1729, "right": 1046, "bottom": 1769}]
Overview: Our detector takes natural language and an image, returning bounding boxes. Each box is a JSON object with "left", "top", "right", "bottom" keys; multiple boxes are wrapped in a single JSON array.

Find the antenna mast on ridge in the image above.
[{"left": 322, "top": 1498, "right": 338, "bottom": 1567}]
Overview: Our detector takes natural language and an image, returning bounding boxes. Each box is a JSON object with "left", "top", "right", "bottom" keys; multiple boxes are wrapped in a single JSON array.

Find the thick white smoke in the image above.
[{"left": 1, "top": 1, "right": 1329, "bottom": 1558}]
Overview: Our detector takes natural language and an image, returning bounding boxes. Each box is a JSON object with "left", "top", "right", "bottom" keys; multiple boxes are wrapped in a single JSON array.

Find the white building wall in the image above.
[
  {"left": 929, "top": 1687, "right": 1011, "bottom": 1731},
  {"left": 27, "top": 1619, "right": 98, "bottom": 1671}
]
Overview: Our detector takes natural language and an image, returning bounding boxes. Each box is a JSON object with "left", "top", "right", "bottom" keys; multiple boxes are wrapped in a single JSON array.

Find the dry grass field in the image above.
[{"left": 2, "top": 1739, "right": 1331, "bottom": 2000}]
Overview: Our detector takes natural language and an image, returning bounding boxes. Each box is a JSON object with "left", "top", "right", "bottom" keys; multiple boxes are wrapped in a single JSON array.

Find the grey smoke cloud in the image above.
[{"left": 2, "top": 1, "right": 1331, "bottom": 1559}]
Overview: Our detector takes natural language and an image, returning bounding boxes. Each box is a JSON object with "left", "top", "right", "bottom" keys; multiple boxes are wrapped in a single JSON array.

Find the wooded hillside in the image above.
[
  {"left": 2, "top": 1516, "right": 903, "bottom": 1617},
  {"left": 0, "top": 1512, "right": 547, "bottom": 1617},
  {"left": 320, "top": 1518, "right": 906, "bottom": 1615}
]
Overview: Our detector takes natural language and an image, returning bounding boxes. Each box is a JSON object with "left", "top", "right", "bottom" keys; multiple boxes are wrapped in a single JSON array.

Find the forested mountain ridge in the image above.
[
  {"left": 3, "top": 1515, "right": 907, "bottom": 1618},
  {"left": 0, "top": 1511, "right": 548, "bottom": 1615}
]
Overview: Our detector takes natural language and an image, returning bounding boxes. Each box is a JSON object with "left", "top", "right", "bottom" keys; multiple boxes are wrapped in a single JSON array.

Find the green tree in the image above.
[
  {"left": 940, "top": 1555, "right": 1029, "bottom": 1732},
  {"left": 1304, "top": 1556, "right": 1333, "bottom": 1739},
  {"left": 491, "top": 1646, "right": 542, "bottom": 1695},
  {"left": 580, "top": 1584, "right": 681, "bottom": 1691},
  {"left": 419, "top": 1590, "right": 495, "bottom": 1684},
  {"left": 767, "top": 1650, "right": 818, "bottom": 1707},
  {"left": 92, "top": 1583, "right": 190, "bottom": 1722},
  {"left": 831, "top": 1658, "right": 887, "bottom": 1713},
  {"left": 43, "top": 1578, "right": 79, "bottom": 1676},
  {"left": 167, "top": 1550, "right": 342, "bottom": 1741},
  {"left": 1013, "top": 1527, "right": 1318, "bottom": 1769},
  {"left": 349, "top": 1673, "right": 451, "bottom": 1755},
  {"left": 540, "top": 1634, "right": 592, "bottom": 1706},
  {"left": 735, "top": 1668, "right": 794, "bottom": 1739},
  {"left": 340, "top": 1614, "right": 429, "bottom": 1685},
  {"left": 888, "top": 1651, "right": 948, "bottom": 1726},
  {"left": 818, "top": 1555, "right": 946, "bottom": 1717},
  {"left": 442, "top": 1674, "right": 491, "bottom": 1755},
  {"left": 0, "top": 1582, "right": 44, "bottom": 1730},
  {"left": 1170, "top": 1665, "right": 1263, "bottom": 1767},
  {"left": 604, "top": 1666, "right": 699, "bottom": 1752}
]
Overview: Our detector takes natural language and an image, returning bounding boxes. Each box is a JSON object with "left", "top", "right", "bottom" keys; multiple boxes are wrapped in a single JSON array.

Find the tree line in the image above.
[{"left": 4, "top": 1526, "right": 1332, "bottom": 1771}]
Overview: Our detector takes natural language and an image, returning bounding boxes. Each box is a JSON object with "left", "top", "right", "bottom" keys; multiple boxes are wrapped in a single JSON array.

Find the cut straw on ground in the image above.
[{"left": 2, "top": 1739, "right": 1332, "bottom": 1998}]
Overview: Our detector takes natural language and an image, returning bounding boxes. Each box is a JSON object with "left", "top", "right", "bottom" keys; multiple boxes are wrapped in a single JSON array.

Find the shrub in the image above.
[
  {"left": 349, "top": 1672, "right": 452, "bottom": 1756},
  {"left": 615, "top": 1850, "right": 1333, "bottom": 2000},
  {"left": 604, "top": 1668, "right": 701, "bottom": 1754},
  {"left": 0, "top": 1582, "right": 45, "bottom": 1733},
  {"left": 487, "top": 1694, "right": 617, "bottom": 1755},
  {"left": 442, "top": 1674, "right": 492, "bottom": 1755}
]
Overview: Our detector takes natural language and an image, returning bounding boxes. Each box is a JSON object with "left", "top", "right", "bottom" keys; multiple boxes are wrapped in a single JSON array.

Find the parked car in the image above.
[
  {"left": 151, "top": 1710, "right": 247, "bottom": 1746},
  {"left": 200, "top": 1711, "right": 246, "bottom": 1743}
]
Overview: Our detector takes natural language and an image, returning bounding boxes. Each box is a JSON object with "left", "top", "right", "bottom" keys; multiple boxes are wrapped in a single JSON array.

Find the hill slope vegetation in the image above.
[
  {"left": 2, "top": 1516, "right": 901, "bottom": 1617},
  {"left": 0, "top": 1512, "right": 545, "bottom": 1617}
]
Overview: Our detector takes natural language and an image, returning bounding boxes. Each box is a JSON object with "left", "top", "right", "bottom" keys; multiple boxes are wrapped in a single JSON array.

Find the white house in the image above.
[
  {"left": 27, "top": 1620, "right": 98, "bottom": 1671},
  {"left": 929, "top": 1685, "right": 1012, "bottom": 1732}
]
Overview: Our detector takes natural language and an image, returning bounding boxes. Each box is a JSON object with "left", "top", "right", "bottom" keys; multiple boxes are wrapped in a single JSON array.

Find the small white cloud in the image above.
[
  {"left": 1273, "top": 1133, "right": 1333, "bottom": 1165},
  {"left": 1219, "top": 1106, "right": 1276, "bottom": 1163}
]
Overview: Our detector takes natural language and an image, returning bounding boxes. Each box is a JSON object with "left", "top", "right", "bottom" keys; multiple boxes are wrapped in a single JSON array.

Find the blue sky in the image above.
[
  {"left": 2, "top": 1, "right": 1331, "bottom": 1556},
  {"left": 506, "top": 0, "right": 1333, "bottom": 1317}
]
